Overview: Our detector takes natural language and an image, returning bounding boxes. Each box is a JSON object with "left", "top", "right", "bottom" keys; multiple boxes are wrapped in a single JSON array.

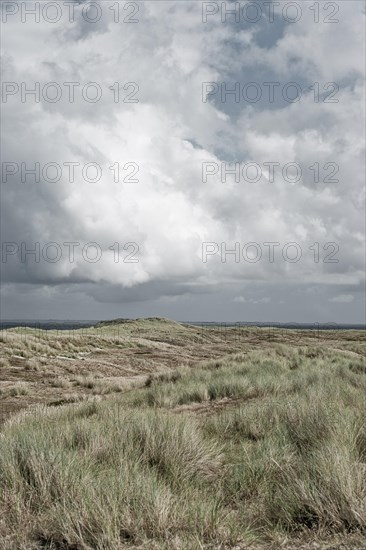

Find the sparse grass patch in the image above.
[
  {"left": 24, "top": 357, "right": 41, "bottom": 371},
  {"left": 91, "top": 380, "right": 125, "bottom": 395},
  {"left": 0, "top": 357, "right": 10, "bottom": 368},
  {"left": 72, "top": 375, "right": 98, "bottom": 389},
  {"left": 48, "top": 376, "right": 73, "bottom": 389},
  {"left": 0, "top": 383, "right": 30, "bottom": 397}
]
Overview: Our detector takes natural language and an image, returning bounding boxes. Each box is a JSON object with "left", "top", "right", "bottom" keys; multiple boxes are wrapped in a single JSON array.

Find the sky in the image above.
[{"left": 1, "top": 0, "right": 365, "bottom": 323}]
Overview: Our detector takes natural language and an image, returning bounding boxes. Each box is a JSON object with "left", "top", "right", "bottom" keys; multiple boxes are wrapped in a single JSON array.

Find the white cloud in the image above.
[{"left": 1, "top": 1, "right": 365, "bottom": 320}]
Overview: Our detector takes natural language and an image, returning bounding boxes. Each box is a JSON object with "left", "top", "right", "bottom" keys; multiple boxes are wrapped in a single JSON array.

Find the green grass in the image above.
[
  {"left": 0, "top": 335, "right": 365, "bottom": 548},
  {"left": 137, "top": 346, "right": 366, "bottom": 409},
  {"left": 0, "top": 403, "right": 226, "bottom": 549}
]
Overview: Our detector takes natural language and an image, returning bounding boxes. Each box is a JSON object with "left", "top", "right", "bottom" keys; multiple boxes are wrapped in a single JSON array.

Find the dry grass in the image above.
[
  {"left": 0, "top": 320, "right": 365, "bottom": 549},
  {"left": 0, "top": 383, "right": 30, "bottom": 398}
]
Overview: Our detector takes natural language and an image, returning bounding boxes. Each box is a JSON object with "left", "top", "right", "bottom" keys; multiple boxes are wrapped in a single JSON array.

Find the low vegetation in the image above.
[{"left": 0, "top": 320, "right": 365, "bottom": 548}]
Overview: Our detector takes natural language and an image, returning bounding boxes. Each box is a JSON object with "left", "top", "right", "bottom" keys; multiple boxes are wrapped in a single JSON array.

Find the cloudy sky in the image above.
[{"left": 1, "top": 0, "right": 365, "bottom": 322}]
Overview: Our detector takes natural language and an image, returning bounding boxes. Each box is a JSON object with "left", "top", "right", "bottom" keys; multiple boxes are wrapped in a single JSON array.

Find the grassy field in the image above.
[{"left": 0, "top": 319, "right": 365, "bottom": 549}]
